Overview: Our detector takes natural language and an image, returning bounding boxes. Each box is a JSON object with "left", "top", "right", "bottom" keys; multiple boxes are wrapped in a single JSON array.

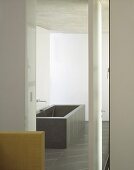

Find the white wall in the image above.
[
  {"left": 110, "top": 0, "right": 134, "bottom": 169},
  {"left": 102, "top": 32, "right": 109, "bottom": 121},
  {"left": 0, "top": 0, "right": 36, "bottom": 131},
  {"left": 36, "top": 27, "right": 50, "bottom": 111},
  {"left": 50, "top": 33, "right": 89, "bottom": 120}
]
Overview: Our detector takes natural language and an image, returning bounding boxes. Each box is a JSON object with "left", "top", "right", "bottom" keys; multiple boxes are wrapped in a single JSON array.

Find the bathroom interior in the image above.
[{"left": 35, "top": 0, "right": 109, "bottom": 170}]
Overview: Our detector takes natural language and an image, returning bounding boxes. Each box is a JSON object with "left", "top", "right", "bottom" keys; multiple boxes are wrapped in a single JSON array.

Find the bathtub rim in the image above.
[{"left": 36, "top": 104, "right": 85, "bottom": 119}]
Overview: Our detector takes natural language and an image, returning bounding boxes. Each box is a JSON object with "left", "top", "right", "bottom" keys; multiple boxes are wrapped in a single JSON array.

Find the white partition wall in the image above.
[
  {"left": 50, "top": 33, "right": 89, "bottom": 120},
  {"left": 36, "top": 30, "right": 89, "bottom": 120},
  {"left": 110, "top": 0, "right": 134, "bottom": 169},
  {"left": 0, "top": 0, "right": 36, "bottom": 131}
]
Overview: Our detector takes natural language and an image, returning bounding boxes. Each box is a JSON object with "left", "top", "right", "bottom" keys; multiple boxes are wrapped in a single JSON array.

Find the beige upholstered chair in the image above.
[{"left": 0, "top": 132, "right": 45, "bottom": 170}]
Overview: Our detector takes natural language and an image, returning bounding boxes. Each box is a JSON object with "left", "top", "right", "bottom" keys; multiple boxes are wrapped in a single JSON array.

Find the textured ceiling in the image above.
[
  {"left": 36, "top": 0, "right": 109, "bottom": 33},
  {"left": 36, "top": 0, "right": 88, "bottom": 33}
]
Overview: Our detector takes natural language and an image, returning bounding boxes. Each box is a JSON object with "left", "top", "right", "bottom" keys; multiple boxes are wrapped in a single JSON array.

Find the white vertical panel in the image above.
[
  {"left": 25, "top": 0, "right": 36, "bottom": 131},
  {"left": 89, "top": 0, "right": 102, "bottom": 169},
  {"left": 36, "top": 27, "right": 50, "bottom": 111},
  {"left": 98, "top": 2, "right": 102, "bottom": 169},
  {"left": 102, "top": 32, "right": 109, "bottom": 121}
]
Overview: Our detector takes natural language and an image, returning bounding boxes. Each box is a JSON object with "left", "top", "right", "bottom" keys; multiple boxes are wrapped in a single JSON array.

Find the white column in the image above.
[{"left": 89, "top": 0, "right": 102, "bottom": 169}]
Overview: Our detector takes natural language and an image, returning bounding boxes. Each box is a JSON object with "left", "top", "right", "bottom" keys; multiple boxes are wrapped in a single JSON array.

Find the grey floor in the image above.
[
  {"left": 102, "top": 122, "right": 109, "bottom": 169},
  {"left": 45, "top": 122, "right": 109, "bottom": 170}
]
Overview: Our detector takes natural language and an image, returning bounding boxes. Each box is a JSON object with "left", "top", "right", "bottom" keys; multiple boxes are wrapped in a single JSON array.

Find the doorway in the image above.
[
  {"left": 36, "top": 1, "right": 89, "bottom": 170},
  {"left": 27, "top": 0, "right": 110, "bottom": 169}
]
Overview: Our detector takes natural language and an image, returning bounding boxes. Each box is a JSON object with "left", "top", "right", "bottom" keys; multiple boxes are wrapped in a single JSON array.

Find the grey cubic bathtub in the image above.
[{"left": 36, "top": 105, "right": 85, "bottom": 148}]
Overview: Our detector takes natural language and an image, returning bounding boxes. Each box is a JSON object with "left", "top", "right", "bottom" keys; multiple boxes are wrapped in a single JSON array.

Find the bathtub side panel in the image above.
[
  {"left": 36, "top": 118, "right": 67, "bottom": 148},
  {"left": 66, "top": 105, "right": 85, "bottom": 146}
]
